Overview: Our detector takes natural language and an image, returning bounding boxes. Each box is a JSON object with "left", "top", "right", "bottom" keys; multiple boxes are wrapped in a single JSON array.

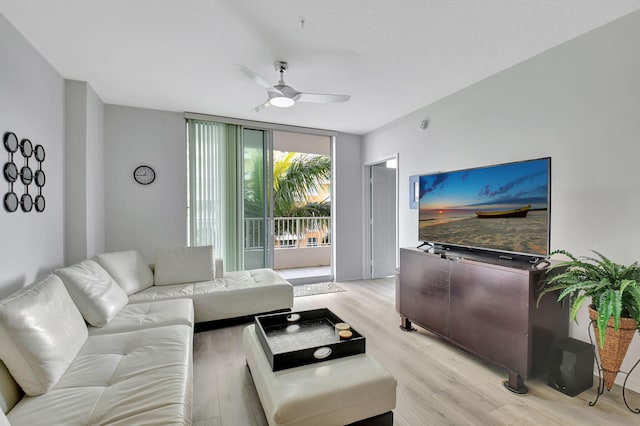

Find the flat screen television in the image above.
[{"left": 418, "top": 157, "right": 550, "bottom": 258}]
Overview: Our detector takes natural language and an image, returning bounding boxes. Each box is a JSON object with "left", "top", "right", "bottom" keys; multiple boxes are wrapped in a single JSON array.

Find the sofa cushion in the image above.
[
  {"left": 154, "top": 245, "right": 215, "bottom": 286},
  {"left": 7, "top": 325, "right": 193, "bottom": 425},
  {"left": 191, "top": 269, "right": 293, "bottom": 322},
  {"left": 93, "top": 250, "right": 154, "bottom": 295},
  {"left": 88, "top": 299, "right": 194, "bottom": 335},
  {"left": 128, "top": 283, "right": 194, "bottom": 305},
  {"left": 128, "top": 268, "right": 293, "bottom": 323},
  {"left": 55, "top": 260, "right": 129, "bottom": 327},
  {"left": 0, "top": 275, "right": 87, "bottom": 396}
]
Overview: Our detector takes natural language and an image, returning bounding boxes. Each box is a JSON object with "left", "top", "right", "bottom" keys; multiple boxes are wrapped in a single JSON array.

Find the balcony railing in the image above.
[{"left": 245, "top": 216, "right": 331, "bottom": 250}]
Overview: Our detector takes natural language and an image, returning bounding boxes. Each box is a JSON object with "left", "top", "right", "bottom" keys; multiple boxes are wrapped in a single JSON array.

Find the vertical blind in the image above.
[{"left": 187, "top": 119, "right": 240, "bottom": 270}]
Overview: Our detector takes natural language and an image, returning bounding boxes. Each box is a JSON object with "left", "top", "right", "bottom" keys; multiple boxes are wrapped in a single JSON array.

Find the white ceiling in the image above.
[{"left": 2, "top": 1, "right": 640, "bottom": 135}]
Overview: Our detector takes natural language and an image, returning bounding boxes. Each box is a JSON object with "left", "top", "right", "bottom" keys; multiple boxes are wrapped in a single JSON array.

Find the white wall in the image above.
[
  {"left": 273, "top": 131, "right": 330, "bottom": 156},
  {"left": 0, "top": 13, "right": 65, "bottom": 299},
  {"left": 104, "top": 105, "right": 187, "bottom": 262},
  {"left": 103, "top": 108, "right": 364, "bottom": 278},
  {"left": 64, "top": 80, "right": 105, "bottom": 265},
  {"left": 334, "top": 133, "right": 364, "bottom": 280},
  {"left": 363, "top": 11, "right": 640, "bottom": 391},
  {"left": 64, "top": 81, "right": 88, "bottom": 264},
  {"left": 274, "top": 247, "right": 330, "bottom": 270},
  {"left": 85, "top": 85, "right": 105, "bottom": 258}
]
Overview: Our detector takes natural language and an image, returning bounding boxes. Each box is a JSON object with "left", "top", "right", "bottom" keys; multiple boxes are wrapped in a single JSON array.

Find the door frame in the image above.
[
  {"left": 273, "top": 132, "right": 334, "bottom": 285},
  {"left": 363, "top": 153, "right": 399, "bottom": 279}
]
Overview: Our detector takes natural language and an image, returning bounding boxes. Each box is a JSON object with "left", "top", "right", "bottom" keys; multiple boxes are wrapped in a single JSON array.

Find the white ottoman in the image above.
[{"left": 243, "top": 324, "right": 397, "bottom": 426}]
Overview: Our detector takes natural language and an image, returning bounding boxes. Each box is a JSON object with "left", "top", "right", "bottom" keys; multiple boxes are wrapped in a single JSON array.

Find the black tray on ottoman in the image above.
[{"left": 254, "top": 308, "right": 366, "bottom": 371}]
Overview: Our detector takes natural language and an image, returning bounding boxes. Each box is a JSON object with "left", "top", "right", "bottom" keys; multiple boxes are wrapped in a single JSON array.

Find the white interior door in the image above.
[{"left": 370, "top": 162, "right": 397, "bottom": 278}]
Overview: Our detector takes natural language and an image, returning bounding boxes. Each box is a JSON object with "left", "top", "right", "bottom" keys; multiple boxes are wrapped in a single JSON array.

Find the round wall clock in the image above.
[{"left": 133, "top": 165, "right": 156, "bottom": 185}]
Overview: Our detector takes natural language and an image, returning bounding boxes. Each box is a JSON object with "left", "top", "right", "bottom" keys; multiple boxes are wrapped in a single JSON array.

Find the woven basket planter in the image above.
[{"left": 588, "top": 305, "right": 637, "bottom": 391}]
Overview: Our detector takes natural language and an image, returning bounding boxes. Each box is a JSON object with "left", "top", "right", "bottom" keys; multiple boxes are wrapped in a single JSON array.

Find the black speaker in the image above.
[{"left": 548, "top": 338, "right": 594, "bottom": 397}]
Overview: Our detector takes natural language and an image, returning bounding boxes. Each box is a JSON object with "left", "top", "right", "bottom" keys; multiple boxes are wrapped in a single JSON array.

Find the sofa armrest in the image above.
[
  {"left": 1, "top": 408, "right": 10, "bottom": 426},
  {"left": 0, "top": 360, "right": 20, "bottom": 418}
]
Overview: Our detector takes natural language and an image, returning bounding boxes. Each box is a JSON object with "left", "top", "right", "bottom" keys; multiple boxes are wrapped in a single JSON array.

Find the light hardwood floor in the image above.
[{"left": 193, "top": 278, "right": 640, "bottom": 425}]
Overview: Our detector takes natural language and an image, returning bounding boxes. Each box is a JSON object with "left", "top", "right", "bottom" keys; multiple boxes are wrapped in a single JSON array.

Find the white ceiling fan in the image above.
[{"left": 237, "top": 61, "right": 351, "bottom": 112}]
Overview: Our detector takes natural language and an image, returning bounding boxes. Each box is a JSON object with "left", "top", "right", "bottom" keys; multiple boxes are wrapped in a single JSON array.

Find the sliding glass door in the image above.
[{"left": 187, "top": 116, "right": 332, "bottom": 281}]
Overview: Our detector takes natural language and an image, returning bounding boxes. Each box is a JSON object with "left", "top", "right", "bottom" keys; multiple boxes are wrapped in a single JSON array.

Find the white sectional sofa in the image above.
[
  {"left": 97, "top": 247, "right": 293, "bottom": 324},
  {"left": 0, "top": 246, "right": 293, "bottom": 425}
]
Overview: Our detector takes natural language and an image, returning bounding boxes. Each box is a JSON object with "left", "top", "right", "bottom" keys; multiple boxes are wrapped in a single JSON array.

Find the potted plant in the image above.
[{"left": 537, "top": 249, "right": 640, "bottom": 391}]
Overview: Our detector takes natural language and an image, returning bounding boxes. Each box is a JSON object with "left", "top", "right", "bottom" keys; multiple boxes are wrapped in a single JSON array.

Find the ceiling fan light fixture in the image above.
[
  {"left": 239, "top": 60, "right": 350, "bottom": 111},
  {"left": 270, "top": 96, "right": 295, "bottom": 108}
]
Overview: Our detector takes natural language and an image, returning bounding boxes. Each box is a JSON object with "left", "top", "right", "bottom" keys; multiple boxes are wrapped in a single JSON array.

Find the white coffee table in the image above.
[{"left": 243, "top": 324, "right": 397, "bottom": 426}]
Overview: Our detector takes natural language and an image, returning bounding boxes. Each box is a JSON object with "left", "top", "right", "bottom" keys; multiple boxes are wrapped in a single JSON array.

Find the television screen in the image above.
[{"left": 418, "top": 157, "right": 550, "bottom": 257}]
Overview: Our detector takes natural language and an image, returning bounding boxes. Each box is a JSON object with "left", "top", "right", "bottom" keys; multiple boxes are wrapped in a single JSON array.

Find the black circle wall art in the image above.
[
  {"left": 4, "top": 162, "right": 18, "bottom": 183},
  {"left": 20, "top": 166, "right": 33, "bottom": 185},
  {"left": 35, "top": 194, "right": 45, "bottom": 212},
  {"left": 20, "top": 193, "right": 33, "bottom": 212},
  {"left": 35, "top": 169, "right": 45, "bottom": 187},
  {"left": 20, "top": 139, "right": 33, "bottom": 157},
  {"left": 33, "top": 143, "right": 45, "bottom": 211},
  {"left": 3, "top": 131, "right": 46, "bottom": 213},
  {"left": 34, "top": 144, "right": 45, "bottom": 162},
  {"left": 4, "top": 191, "right": 18, "bottom": 212},
  {"left": 4, "top": 132, "right": 18, "bottom": 153}
]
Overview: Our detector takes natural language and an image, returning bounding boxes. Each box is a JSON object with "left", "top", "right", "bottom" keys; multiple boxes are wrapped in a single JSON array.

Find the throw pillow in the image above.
[
  {"left": 0, "top": 275, "right": 88, "bottom": 396},
  {"left": 55, "top": 260, "right": 129, "bottom": 327},
  {"left": 93, "top": 250, "right": 154, "bottom": 295},
  {"left": 154, "top": 245, "right": 215, "bottom": 285}
]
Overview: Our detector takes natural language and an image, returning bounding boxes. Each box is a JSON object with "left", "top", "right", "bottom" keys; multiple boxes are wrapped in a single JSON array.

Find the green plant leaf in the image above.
[
  {"left": 626, "top": 286, "right": 640, "bottom": 321},
  {"left": 556, "top": 281, "right": 598, "bottom": 301},
  {"left": 569, "top": 293, "right": 588, "bottom": 322},
  {"left": 612, "top": 286, "right": 623, "bottom": 330},
  {"left": 597, "top": 292, "right": 613, "bottom": 347}
]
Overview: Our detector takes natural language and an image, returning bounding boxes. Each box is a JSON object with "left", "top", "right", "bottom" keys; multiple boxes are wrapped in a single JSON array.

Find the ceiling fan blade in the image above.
[
  {"left": 253, "top": 100, "right": 272, "bottom": 112},
  {"left": 237, "top": 65, "right": 285, "bottom": 96},
  {"left": 296, "top": 92, "right": 351, "bottom": 103}
]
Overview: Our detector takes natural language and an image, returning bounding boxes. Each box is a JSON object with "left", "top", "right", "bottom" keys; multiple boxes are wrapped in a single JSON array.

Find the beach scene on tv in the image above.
[{"left": 418, "top": 159, "right": 550, "bottom": 256}]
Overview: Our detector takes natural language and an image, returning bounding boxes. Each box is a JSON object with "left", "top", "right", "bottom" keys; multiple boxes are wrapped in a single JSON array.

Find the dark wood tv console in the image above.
[{"left": 397, "top": 247, "right": 568, "bottom": 393}]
